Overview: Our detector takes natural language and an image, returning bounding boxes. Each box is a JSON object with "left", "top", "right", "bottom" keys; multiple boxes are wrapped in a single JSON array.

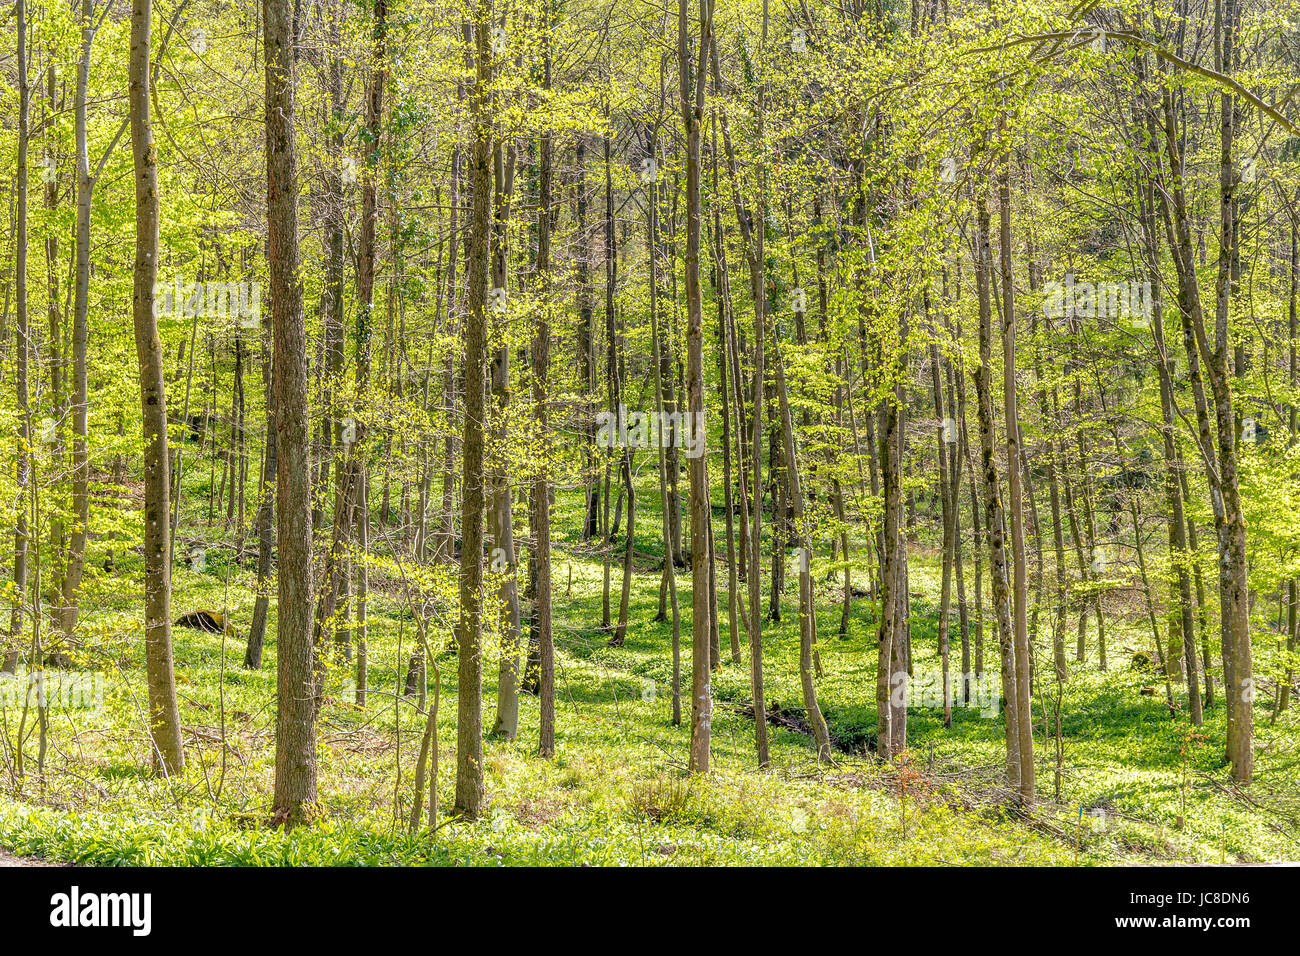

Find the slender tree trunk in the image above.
[
  {"left": 318, "top": 1, "right": 346, "bottom": 534},
  {"left": 487, "top": 144, "right": 521, "bottom": 737},
  {"left": 45, "top": 64, "right": 67, "bottom": 615},
  {"left": 245, "top": 313, "right": 276, "bottom": 669},
  {"left": 265, "top": 0, "right": 316, "bottom": 824},
  {"left": 650, "top": 160, "right": 683, "bottom": 723},
  {"left": 1154, "top": 28, "right": 1250, "bottom": 778},
  {"left": 998, "top": 148, "right": 1034, "bottom": 805},
  {"left": 454, "top": 14, "right": 491, "bottom": 819},
  {"left": 534, "top": 0, "right": 555, "bottom": 758},
  {"left": 130, "top": 0, "right": 185, "bottom": 776},
  {"left": 1209, "top": 0, "right": 1252, "bottom": 781},
  {"left": 437, "top": 132, "right": 461, "bottom": 563},
  {"left": 8, "top": 0, "right": 32, "bottom": 674},
  {"left": 930, "top": 340, "right": 955, "bottom": 727},
  {"left": 1282, "top": 218, "right": 1298, "bottom": 715},
  {"left": 973, "top": 196, "right": 1020, "bottom": 793},
  {"left": 714, "top": 238, "right": 741, "bottom": 664},
  {"left": 681, "top": 0, "right": 713, "bottom": 774},
  {"left": 576, "top": 135, "right": 600, "bottom": 541},
  {"left": 60, "top": 7, "right": 94, "bottom": 638}
]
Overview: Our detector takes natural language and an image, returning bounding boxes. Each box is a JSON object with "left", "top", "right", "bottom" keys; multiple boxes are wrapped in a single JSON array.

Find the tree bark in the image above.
[
  {"left": 60, "top": 7, "right": 95, "bottom": 638},
  {"left": 681, "top": 0, "right": 713, "bottom": 774},
  {"left": 998, "top": 146, "right": 1035, "bottom": 805},
  {"left": 972, "top": 195, "right": 1020, "bottom": 793},
  {"left": 453, "top": 14, "right": 491, "bottom": 819},
  {"left": 266, "top": 0, "right": 316, "bottom": 825},
  {"left": 535, "top": 0, "right": 555, "bottom": 759},
  {"left": 130, "top": 0, "right": 185, "bottom": 776}
]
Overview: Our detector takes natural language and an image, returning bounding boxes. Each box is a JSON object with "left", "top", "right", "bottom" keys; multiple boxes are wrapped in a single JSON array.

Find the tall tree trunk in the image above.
[
  {"left": 130, "top": 0, "right": 184, "bottom": 776},
  {"left": 7, "top": 0, "right": 31, "bottom": 674},
  {"left": 454, "top": 14, "right": 491, "bottom": 819},
  {"left": 713, "top": 221, "right": 740, "bottom": 664},
  {"left": 348, "top": 0, "right": 386, "bottom": 681},
  {"left": 317, "top": 0, "right": 346, "bottom": 534},
  {"left": 1209, "top": 0, "right": 1252, "bottom": 782},
  {"left": 972, "top": 195, "right": 1020, "bottom": 793},
  {"left": 59, "top": 0, "right": 95, "bottom": 640},
  {"left": 709, "top": 32, "right": 767, "bottom": 768},
  {"left": 599, "top": 132, "right": 614, "bottom": 632},
  {"left": 650, "top": 155, "right": 683, "bottom": 724},
  {"left": 266, "top": 0, "right": 316, "bottom": 824},
  {"left": 575, "top": 133, "right": 599, "bottom": 540},
  {"left": 487, "top": 130, "right": 521, "bottom": 737},
  {"left": 1282, "top": 216, "right": 1299, "bottom": 715},
  {"left": 876, "top": 371, "right": 908, "bottom": 759},
  {"left": 437, "top": 133, "right": 462, "bottom": 563},
  {"left": 998, "top": 146, "right": 1035, "bottom": 805},
  {"left": 534, "top": 4, "right": 554, "bottom": 756},
  {"left": 1155, "top": 19, "right": 1250, "bottom": 779},
  {"left": 45, "top": 64, "right": 66, "bottom": 615},
  {"left": 930, "top": 339, "right": 954, "bottom": 727},
  {"left": 681, "top": 0, "right": 713, "bottom": 774}
]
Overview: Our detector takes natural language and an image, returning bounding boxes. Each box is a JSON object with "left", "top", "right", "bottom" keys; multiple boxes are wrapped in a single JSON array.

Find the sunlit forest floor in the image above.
[{"left": 0, "top": 466, "right": 1297, "bottom": 866}]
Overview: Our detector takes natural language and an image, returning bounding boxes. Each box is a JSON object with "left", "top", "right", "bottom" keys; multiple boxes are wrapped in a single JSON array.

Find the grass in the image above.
[{"left": 0, "top": 460, "right": 1296, "bottom": 866}]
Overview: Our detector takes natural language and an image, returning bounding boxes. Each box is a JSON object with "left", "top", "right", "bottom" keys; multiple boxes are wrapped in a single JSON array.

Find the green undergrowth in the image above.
[{"left": 0, "top": 471, "right": 1295, "bottom": 866}]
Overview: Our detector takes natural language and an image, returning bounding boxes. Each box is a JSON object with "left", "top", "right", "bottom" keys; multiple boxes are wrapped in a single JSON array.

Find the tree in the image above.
[
  {"left": 997, "top": 139, "right": 1035, "bottom": 806},
  {"left": 266, "top": 0, "right": 317, "bottom": 826},
  {"left": 454, "top": 10, "right": 492, "bottom": 820},
  {"left": 534, "top": 0, "right": 555, "bottom": 759},
  {"left": 4, "top": 0, "right": 31, "bottom": 678},
  {"left": 681, "top": 0, "right": 713, "bottom": 774},
  {"left": 129, "top": 0, "right": 184, "bottom": 775}
]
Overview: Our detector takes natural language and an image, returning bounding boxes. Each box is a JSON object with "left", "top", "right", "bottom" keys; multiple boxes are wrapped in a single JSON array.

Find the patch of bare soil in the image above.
[{"left": 0, "top": 847, "right": 72, "bottom": 867}]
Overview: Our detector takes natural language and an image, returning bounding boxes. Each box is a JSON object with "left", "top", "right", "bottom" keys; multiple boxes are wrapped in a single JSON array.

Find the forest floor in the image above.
[
  {"left": 0, "top": 846, "right": 69, "bottom": 866},
  {"left": 0, "top": 471, "right": 1297, "bottom": 865}
]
